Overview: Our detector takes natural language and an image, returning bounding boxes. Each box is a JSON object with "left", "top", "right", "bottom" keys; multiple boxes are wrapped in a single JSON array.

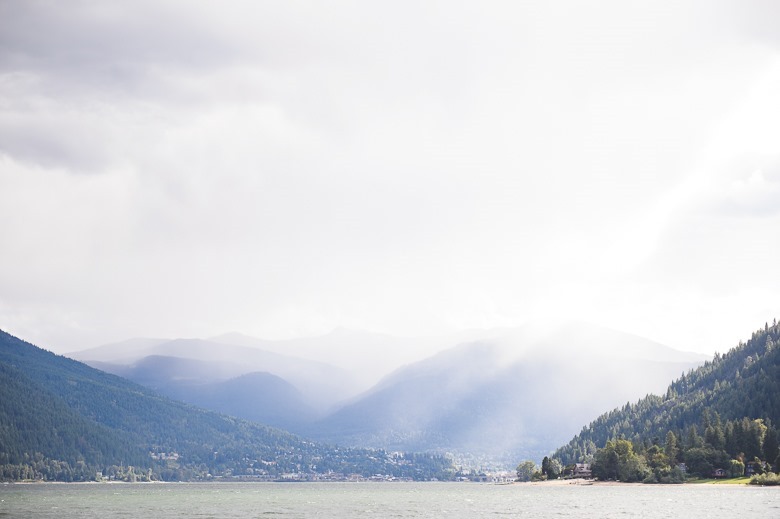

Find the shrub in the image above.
[{"left": 749, "top": 472, "right": 780, "bottom": 486}]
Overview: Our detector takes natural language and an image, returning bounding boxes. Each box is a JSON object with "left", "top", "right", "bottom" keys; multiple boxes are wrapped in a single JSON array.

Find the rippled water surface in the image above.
[{"left": 1, "top": 482, "right": 778, "bottom": 518}]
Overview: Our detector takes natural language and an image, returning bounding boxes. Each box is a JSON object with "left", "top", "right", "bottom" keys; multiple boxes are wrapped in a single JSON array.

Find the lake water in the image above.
[{"left": 1, "top": 482, "right": 777, "bottom": 518}]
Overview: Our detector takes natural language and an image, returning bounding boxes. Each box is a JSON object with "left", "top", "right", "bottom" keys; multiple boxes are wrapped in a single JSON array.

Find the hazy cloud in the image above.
[{"left": 1, "top": 1, "right": 779, "bottom": 354}]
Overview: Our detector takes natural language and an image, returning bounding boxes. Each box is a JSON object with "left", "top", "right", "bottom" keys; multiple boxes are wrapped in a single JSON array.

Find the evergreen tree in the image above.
[
  {"left": 762, "top": 425, "right": 778, "bottom": 470},
  {"left": 664, "top": 431, "right": 679, "bottom": 464},
  {"left": 686, "top": 425, "right": 703, "bottom": 450},
  {"left": 704, "top": 412, "right": 725, "bottom": 451},
  {"left": 743, "top": 419, "right": 766, "bottom": 461},
  {"left": 724, "top": 421, "right": 737, "bottom": 456}
]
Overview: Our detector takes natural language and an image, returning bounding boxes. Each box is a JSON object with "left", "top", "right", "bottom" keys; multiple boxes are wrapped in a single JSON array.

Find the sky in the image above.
[{"left": 1, "top": 0, "right": 779, "bottom": 357}]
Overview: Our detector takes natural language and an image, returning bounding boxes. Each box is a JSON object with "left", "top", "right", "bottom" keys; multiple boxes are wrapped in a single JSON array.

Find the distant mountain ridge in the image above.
[
  {"left": 70, "top": 337, "right": 357, "bottom": 409},
  {"left": 209, "top": 328, "right": 488, "bottom": 390},
  {"left": 95, "top": 356, "right": 317, "bottom": 430}
]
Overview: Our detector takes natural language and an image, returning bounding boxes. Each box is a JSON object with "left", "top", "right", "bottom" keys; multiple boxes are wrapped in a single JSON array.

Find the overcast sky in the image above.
[{"left": 1, "top": 1, "right": 779, "bottom": 356}]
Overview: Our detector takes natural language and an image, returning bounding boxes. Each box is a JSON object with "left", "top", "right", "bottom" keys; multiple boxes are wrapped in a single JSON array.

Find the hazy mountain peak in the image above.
[
  {"left": 67, "top": 337, "right": 169, "bottom": 363},
  {"left": 74, "top": 335, "right": 361, "bottom": 410},
  {"left": 207, "top": 331, "right": 272, "bottom": 347}
]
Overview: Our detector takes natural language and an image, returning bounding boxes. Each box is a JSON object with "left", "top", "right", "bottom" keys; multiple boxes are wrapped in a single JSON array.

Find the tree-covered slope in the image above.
[
  {"left": 553, "top": 321, "right": 780, "bottom": 470},
  {"left": 0, "top": 329, "right": 454, "bottom": 481},
  {"left": 0, "top": 361, "right": 143, "bottom": 476}
]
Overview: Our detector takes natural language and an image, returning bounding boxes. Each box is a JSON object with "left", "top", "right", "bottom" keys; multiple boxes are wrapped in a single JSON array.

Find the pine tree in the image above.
[
  {"left": 762, "top": 425, "right": 778, "bottom": 470},
  {"left": 686, "top": 425, "right": 703, "bottom": 450},
  {"left": 705, "top": 412, "right": 726, "bottom": 450},
  {"left": 664, "top": 431, "right": 679, "bottom": 464}
]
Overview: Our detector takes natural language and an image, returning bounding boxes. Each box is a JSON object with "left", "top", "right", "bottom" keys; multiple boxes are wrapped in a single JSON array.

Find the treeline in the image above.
[
  {"left": 0, "top": 453, "right": 104, "bottom": 482},
  {"left": 518, "top": 414, "right": 778, "bottom": 483},
  {"left": 0, "top": 454, "right": 159, "bottom": 482},
  {"left": 588, "top": 414, "right": 778, "bottom": 483},
  {"left": 548, "top": 320, "right": 780, "bottom": 484},
  {"left": 1, "top": 449, "right": 455, "bottom": 483}
]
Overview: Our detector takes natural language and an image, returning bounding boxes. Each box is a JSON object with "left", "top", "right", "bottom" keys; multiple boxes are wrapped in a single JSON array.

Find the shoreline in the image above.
[
  {"left": 514, "top": 478, "right": 758, "bottom": 487},
  {"left": 517, "top": 479, "right": 637, "bottom": 487},
  {"left": 3, "top": 478, "right": 762, "bottom": 487}
]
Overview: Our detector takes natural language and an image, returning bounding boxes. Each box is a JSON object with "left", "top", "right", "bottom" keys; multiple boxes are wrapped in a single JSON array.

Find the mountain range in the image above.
[
  {"left": 69, "top": 322, "right": 707, "bottom": 467},
  {"left": 4, "top": 316, "right": 776, "bottom": 483},
  {"left": 0, "top": 329, "right": 454, "bottom": 481},
  {"left": 69, "top": 337, "right": 356, "bottom": 410}
]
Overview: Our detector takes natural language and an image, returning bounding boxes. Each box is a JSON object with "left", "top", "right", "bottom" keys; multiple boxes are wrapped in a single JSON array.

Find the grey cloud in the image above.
[
  {"left": 0, "top": 104, "right": 118, "bottom": 172},
  {"left": 715, "top": 156, "right": 780, "bottom": 218},
  {"left": 728, "top": 0, "right": 780, "bottom": 48},
  {"left": 0, "top": 2, "right": 240, "bottom": 81},
  {"left": 1, "top": 0, "right": 779, "bottom": 356}
]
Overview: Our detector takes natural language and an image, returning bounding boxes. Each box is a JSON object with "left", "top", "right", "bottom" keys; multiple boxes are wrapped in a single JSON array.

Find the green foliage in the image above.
[
  {"left": 551, "top": 321, "right": 780, "bottom": 482},
  {"left": 749, "top": 471, "right": 780, "bottom": 486},
  {"left": 540, "top": 456, "right": 561, "bottom": 479},
  {"left": 647, "top": 464, "right": 686, "bottom": 484},
  {"left": 684, "top": 447, "right": 729, "bottom": 477},
  {"left": 663, "top": 430, "right": 679, "bottom": 464},
  {"left": 591, "top": 439, "right": 650, "bottom": 482},
  {"left": 762, "top": 425, "right": 778, "bottom": 468},
  {"left": 515, "top": 460, "right": 536, "bottom": 482},
  {"left": 727, "top": 458, "right": 744, "bottom": 478},
  {"left": 0, "top": 330, "right": 456, "bottom": 481}
]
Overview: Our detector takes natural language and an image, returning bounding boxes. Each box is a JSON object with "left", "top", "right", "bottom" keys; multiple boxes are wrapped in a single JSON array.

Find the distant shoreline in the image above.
[
  {"left": 516, "top": 479, "right": 624, "bottom": 487},
  {"left": 514, "top": 478, "right": 759, "bottom": 487},
  {"left": 4, "top": 478, "right": 764, "bottom": 487}
]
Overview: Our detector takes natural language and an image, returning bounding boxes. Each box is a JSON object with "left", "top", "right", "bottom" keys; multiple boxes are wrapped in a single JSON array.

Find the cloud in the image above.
[
  {"left": 1, "top": 1, "right": 779, "bottom": 354},
  {"left": 599, "top": 57, "right": 780, "bottom": 351},
  {"left": 715, "top": 164, "right": 780, "bottom": 218}
]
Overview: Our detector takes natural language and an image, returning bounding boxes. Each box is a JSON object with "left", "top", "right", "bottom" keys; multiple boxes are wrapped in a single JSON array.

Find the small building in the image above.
[
  {"left": 712, "top": 468, "right": 727, "bottom": 478},
  {"left": 573, "top": 463, "right": 592, "bottom": 479}
]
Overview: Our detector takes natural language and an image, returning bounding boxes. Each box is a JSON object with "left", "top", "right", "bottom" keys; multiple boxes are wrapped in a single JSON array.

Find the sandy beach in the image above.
[{"left": 518, "top": 479, "right": 642, "bottom": 487}]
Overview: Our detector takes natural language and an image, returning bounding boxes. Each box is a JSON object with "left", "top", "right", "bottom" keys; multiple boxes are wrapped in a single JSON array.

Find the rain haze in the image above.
[{"left": 1, "top": 0, "right": 779, "bottom": 364}]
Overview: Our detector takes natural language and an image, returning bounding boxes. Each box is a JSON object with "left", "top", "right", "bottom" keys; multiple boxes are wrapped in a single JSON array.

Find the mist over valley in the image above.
[{"left": 68, "top": 321, "right": 707, "bottom": 467}]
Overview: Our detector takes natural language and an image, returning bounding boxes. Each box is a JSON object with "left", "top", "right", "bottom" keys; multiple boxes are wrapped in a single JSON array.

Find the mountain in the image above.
[
  {"left": 552, "top": 320, "right": 780, "bottom": 475},
  {"left": 181, "top": 372, "right": 318, "bottom": 430},
  {"left": 93, "top": 355, "right": 317, "bottom": 430},
  {"left": 68, "top": 330, "right": 490, "bottom": 433},
  {"left": 70, "top": 338, "right": 357, "bottom": 410},
  {"left": 88, "top": 355, "right": 235, "bottom": 387},
  {"left": 210, "top": 328, "right": 488, "bottom": 391},
  {"left": 0, "top": 329, "right": 454, "bottom": 481},
  {"left": 58, "top": 323, "right": 707, "bottom": 469},
  {"left": 66, "top": 337, "right": 170, "bottom": 363},
  {"left": 305, "top": 322, "right": 707, "bottom": 467}
]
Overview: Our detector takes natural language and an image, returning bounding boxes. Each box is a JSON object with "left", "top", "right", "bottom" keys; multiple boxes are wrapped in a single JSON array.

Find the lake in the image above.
[{"left": 1, "top": 481, "right": 777, "bottom": 518}]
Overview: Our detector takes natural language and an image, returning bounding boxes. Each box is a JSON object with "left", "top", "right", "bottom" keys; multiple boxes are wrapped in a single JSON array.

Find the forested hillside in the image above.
[
  {"left": 551, "top": 321, "right": 780, "bottom": 482},
  {"left": 0, "top": 330, "right": 454, "bottom": 481}
]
